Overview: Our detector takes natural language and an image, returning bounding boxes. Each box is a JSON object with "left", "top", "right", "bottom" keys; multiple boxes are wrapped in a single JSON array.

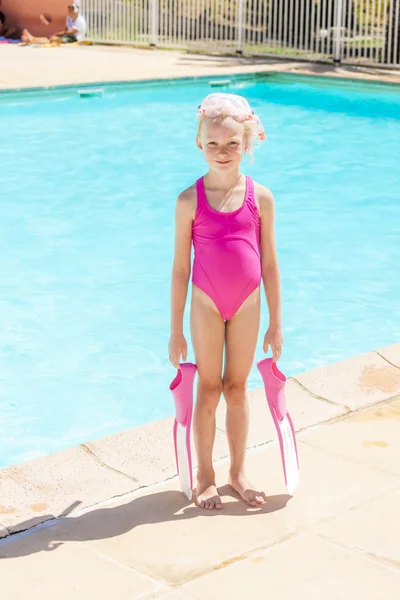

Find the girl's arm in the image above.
[
  {"left": 259, "top": 186, "right": 283, "bottom": 360},
  {"left": 169, "top": 189, "right": 194, "bottom": 367}
]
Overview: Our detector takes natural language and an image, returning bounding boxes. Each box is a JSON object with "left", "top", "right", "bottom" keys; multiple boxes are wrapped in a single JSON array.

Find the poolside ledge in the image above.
[{"left": 0, "top": 342, "right": 399, "bottom": 539}]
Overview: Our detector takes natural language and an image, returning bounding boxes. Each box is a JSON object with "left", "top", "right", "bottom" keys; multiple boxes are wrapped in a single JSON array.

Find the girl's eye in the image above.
[
  {"left": 229, "top": 141, "right": 238, "bottom": 146},
  {"left": 208, "top": 142, "right": 217, "bottom": 146}
]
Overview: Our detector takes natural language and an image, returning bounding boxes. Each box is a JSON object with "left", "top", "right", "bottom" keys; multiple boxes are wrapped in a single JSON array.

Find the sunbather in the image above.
[{"left": 21, "top": 3, "right": 86, "bottom": 46}]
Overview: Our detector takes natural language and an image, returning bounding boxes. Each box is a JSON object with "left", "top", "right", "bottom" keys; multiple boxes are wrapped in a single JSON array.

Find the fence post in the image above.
[
  {"left": 151, "top": 0, "right": 158, "bottom": 47},
  {"left": 236, "top": 0, "right": 245, "bottom": 54},
  {"left": 333, "top": 0, "right": 344, "bottom": 63}
]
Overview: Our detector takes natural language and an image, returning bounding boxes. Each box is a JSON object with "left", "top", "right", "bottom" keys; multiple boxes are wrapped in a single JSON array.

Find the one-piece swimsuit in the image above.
[{"left": 192, "top": 176, "right": 261, "bottom": 321}]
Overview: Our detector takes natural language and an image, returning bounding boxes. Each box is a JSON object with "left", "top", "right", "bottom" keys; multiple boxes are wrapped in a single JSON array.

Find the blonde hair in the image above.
[{"left": 197, "top": 114, "right": 261, "bottom": 163}]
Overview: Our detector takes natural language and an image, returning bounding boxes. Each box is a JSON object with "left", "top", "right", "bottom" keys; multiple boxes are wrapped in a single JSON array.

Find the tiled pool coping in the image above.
[
  {"left": 1, "top": 69, "right": 400, "bottom": 98},
  {"left": 1, "top": 343, "right": 399, "bottom": 540}
]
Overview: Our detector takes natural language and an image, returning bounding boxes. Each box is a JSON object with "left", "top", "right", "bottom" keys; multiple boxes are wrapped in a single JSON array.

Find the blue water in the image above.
[{"left": 0, "top": 74, "right": 399, "bottom": 468}]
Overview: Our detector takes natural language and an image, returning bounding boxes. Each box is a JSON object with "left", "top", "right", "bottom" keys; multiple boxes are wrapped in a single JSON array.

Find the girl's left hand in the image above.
[{"left": 263, "top": 325, "right": 283, "bottom": 362}]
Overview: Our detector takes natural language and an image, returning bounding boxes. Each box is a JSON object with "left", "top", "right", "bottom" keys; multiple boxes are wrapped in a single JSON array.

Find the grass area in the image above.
[
  {"left": 345, "top": 38, "right": 385, "bottom": 50},
  {"left": 242, "top": 43, "right": 328, "bottom": 59}
]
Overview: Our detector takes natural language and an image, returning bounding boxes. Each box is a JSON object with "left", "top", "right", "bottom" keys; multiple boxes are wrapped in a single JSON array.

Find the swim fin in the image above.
[
  {"left": 170, "top": 362, "right": 197, "bottom": 500},
  {"left": 256, "top": 358, "right": 299, "bottom": 495}
]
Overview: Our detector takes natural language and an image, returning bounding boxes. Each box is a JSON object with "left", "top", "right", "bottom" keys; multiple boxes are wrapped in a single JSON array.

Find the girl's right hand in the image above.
[{"left": 168, "top": 333, "right": 188, "bottom": 369}]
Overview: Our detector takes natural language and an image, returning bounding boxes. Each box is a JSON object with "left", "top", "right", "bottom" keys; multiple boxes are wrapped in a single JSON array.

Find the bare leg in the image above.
[
  {"left": 224, "top": 288, "right": 266, "bottom": 506},
  {"left": 21, "top": 29, "right": 50, "bottom": 44},
  {"left": 191, "top": 285, "right": 225, "bottom": 510},
  {"left": 32, "top": 36, "right": 51, "bottom": 44}
]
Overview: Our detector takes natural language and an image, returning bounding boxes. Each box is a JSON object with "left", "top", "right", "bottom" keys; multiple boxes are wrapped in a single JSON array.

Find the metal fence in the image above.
[{"left": 80, "top": 0, "right": 400, "bottom": 67}]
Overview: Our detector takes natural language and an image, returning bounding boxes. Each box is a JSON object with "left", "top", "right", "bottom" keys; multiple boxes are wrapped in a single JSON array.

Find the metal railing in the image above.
[{"left": 80, "top": 0, "right": 400, "bottom": 67}]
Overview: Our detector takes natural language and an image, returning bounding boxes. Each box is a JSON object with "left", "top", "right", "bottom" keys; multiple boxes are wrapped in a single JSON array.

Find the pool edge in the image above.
[
  {"left": 1, "top": 342, "right": 399, "bottom": 540},
  {"left": 1, "top": 63, "right": 400, "bottom": 97}
]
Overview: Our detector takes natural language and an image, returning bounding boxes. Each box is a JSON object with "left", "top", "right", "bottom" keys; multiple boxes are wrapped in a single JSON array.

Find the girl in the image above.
[{"left": 169, "top": 93, "right": 283, "bottom": 510}]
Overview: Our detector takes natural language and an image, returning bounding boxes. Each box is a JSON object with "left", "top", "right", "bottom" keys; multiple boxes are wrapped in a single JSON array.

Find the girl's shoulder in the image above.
[
  {"left": 176, "top": 182, "right": 197, "bottom": 220},
  {"left": 251, "top": 179, "right": 274, "bottom": 214},
  {"left": 177, "top": 182, "right": 197, "bottom": 204},
  {"left": 251, "top": 179, "right": 274, "bottom": 200}
]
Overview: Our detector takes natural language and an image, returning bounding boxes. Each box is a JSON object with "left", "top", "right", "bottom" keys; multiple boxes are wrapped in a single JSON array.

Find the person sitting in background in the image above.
[
  {"left": 21, "top": 3, "right": 86, "bottom": 45},
  {"left": 0, "top": 0, "right": 18, "bottom": 39},
  {"left": 51, "top": 3, "right": 86, "bottom": 44}
]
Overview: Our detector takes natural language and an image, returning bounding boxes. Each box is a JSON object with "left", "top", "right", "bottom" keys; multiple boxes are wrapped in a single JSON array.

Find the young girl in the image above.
[{"left": 169, "top": 92, "right": 283, "bottom": 510}]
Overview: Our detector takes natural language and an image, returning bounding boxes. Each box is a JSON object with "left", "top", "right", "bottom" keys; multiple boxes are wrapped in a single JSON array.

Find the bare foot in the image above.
[
  {"left": 196, "top": 475, "right": 223, "bottom": 510},
  {"left": 229, "top": 471, "right": 266, "bottom": 507},
  {"left": 22, "top": 30, "right": 33, "bottom": 43}
]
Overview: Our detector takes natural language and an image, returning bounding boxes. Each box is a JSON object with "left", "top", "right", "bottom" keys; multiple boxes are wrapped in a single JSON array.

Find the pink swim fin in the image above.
[
  {"left": 170, "top": 363, "right": 197, "bottom": 500},
  {"left": 256, "top": 358, "right": 299, "bottom": 495}
]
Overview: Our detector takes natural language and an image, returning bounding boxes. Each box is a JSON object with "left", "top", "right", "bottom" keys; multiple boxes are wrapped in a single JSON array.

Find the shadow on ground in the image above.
[
  {"left": 0, "top": 485, "right": 291, "bottom": 559},
  {"left": 177, "top": 53, "right": 400, "bottom": 80},
  {"left": 178, "top": 53, "right": 281, "bottom": 67}
]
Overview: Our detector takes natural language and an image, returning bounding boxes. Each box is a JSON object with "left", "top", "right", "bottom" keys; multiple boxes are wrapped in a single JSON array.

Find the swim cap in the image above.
[{"left": 196, "top": 92, "right": 266, "bottom": 141}]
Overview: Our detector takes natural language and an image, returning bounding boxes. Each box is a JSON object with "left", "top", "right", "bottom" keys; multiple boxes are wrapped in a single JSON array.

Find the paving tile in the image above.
[
  {"left": 87, "top": 417, "right": 229, "bottom": 488},
  {"left": 377, "top": 343, "right": 400, "bottom": 368},
  {"left": 216, "top": 381, "right": 347, "bottom": 446},
  {"left": 0, "top": 527, "right": 157, "bottom": 600},
  {"left": 144, "top": 591, "right": 195, "bottom": 600},
  {"left": 184, "top": 534, "right": 400, "bottom": 599},
  {"left": 218, "top": 442, "right": 399, "bottom": 529},
  {"left": 160, "top": 594, "right": 195, "bottom": 599},
  {"left": 54, "top": 453, "right": 293, "bottom": 585},
  {"left": 86, "top": 418, "right": 179, "bottom": 487},
  {"left": 300, "top": 398, "right": 400, "bottom": 476},
  {"left": 1, "top": 45, "right": 400, "bottom": 91},
  {"left": 55, "top": 439, "right": 398, "bottom": 586},
  {"left": 295, "top": 351, "right": 400, "bottom": 410},
  {"left": 0, "top": 446, "right": 138, "bottom": 534},
  {"left": 315, "top": 490, "right": 400, "bottom": 568}
]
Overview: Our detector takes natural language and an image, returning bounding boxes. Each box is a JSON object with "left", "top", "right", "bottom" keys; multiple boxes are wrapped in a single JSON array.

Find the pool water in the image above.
[{"left": 1, "top": 74, "right": 399, "bottom": 468}]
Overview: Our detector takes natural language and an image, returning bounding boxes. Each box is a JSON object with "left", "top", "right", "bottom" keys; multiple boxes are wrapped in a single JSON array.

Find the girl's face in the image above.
[{"left": 197, "top": 116, "right": 247, "bottom": 172}]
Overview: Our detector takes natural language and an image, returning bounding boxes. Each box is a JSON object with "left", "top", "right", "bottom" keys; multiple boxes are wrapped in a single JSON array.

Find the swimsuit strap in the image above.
[{"left": 245, "top": 176, "right": 256, "bottom": 207}]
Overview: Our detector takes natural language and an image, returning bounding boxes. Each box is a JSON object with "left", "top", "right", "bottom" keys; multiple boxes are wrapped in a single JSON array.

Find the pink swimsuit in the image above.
[{"left": 192, "top": 176, "right": 261, "bottom": 321}]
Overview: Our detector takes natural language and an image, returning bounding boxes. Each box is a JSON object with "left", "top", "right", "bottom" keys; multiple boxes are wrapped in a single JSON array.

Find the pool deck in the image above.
[
  {"left": 1, "top": 343, "right": 400, "bottom": 599},
  {"left": 1, "top": 44, "right": 400, "bottom": 90},
  {"left": 1, "top": 45, "right": 400, "bottom": 598}
]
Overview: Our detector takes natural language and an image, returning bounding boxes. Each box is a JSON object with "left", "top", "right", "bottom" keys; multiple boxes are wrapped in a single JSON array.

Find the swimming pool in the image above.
[{"left": 1, "top": 74, "right": 399, "bottom": 468}]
